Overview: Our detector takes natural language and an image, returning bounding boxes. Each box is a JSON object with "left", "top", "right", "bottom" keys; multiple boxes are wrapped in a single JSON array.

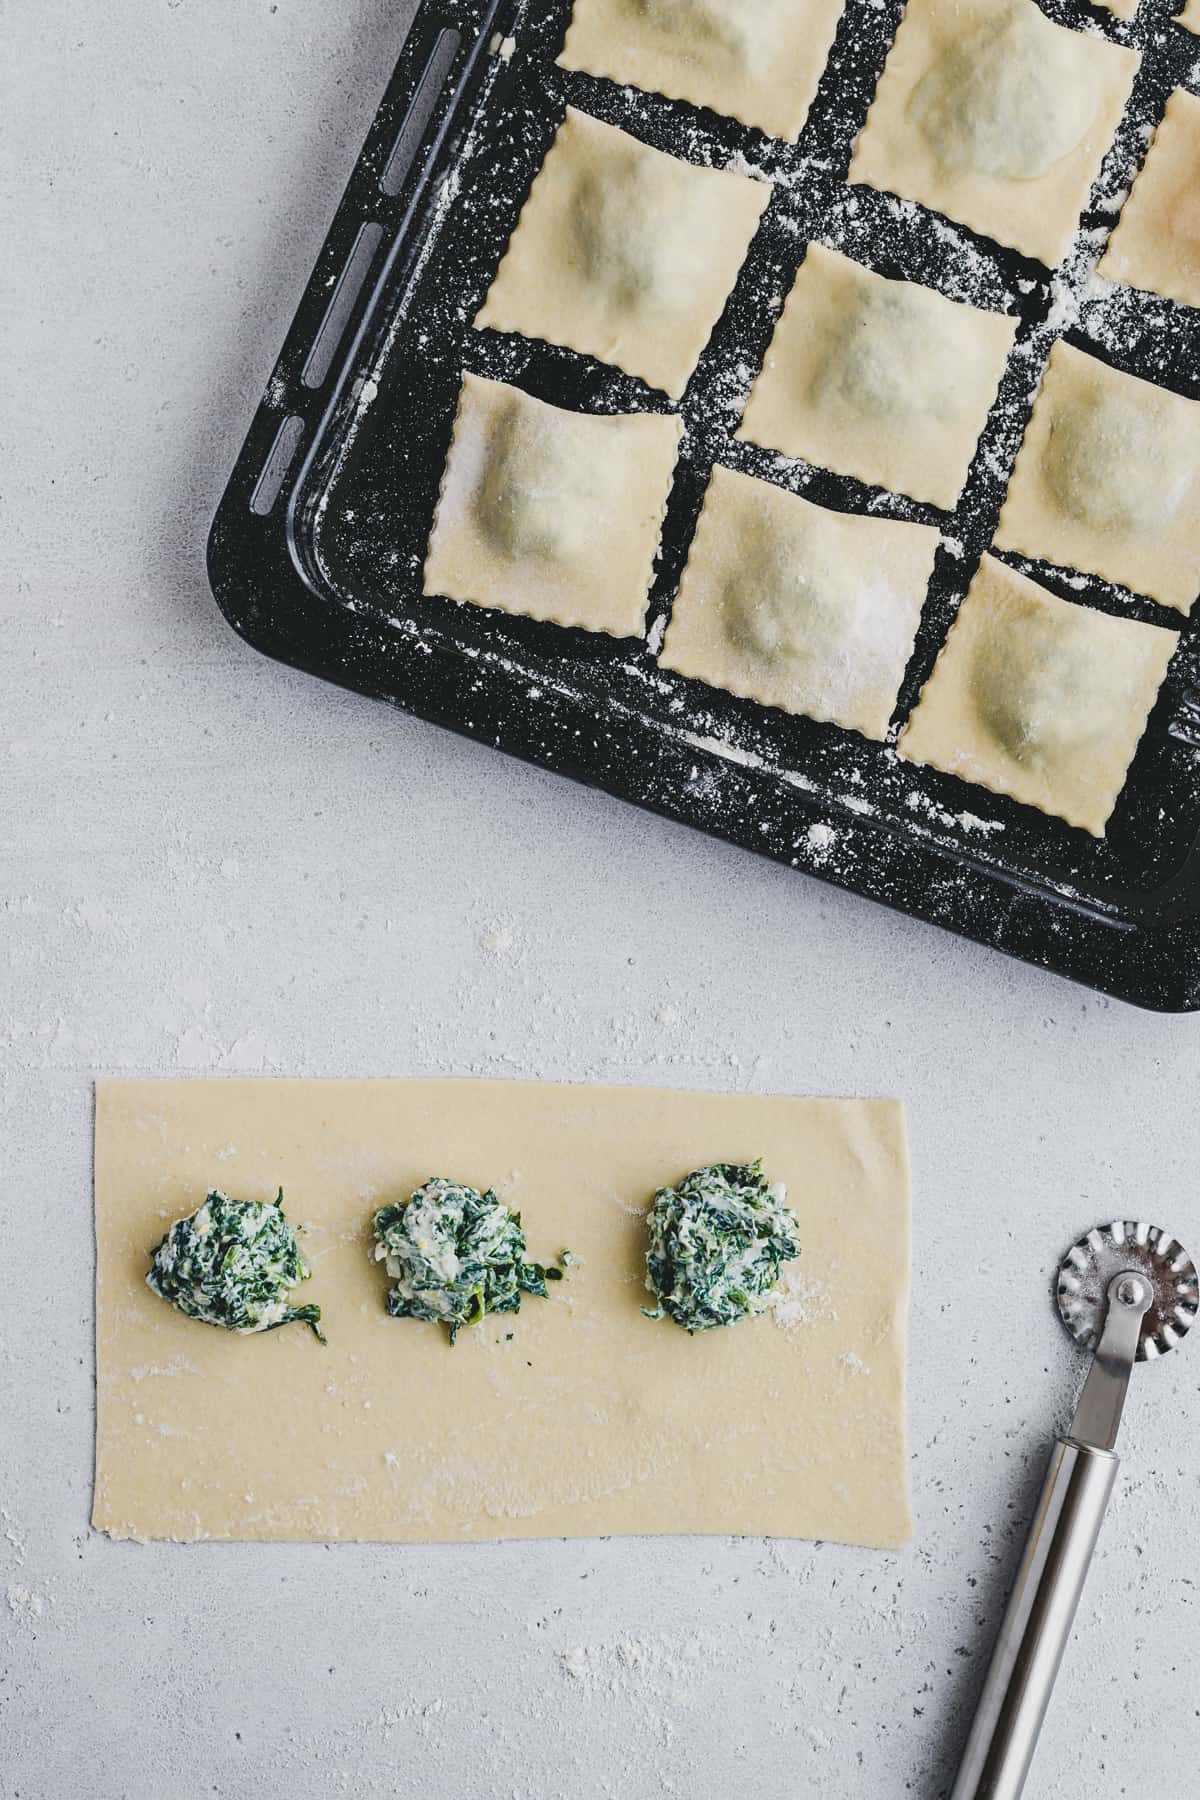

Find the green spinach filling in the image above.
[
  {"left": 373, "top": 1177, "right": 562, "bottom": 1343},
  {"left": 644, "top": 1159, "right": 800, "bottom": 1332},
  {"left": 147, "top": 1189, "right": 325, "bottom": 1341}
]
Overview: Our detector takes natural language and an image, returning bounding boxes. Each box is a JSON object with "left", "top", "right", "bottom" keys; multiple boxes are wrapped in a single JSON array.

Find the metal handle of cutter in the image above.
[{"left": 950, "top": 1437, "right": 1118, "bottom": 1800}]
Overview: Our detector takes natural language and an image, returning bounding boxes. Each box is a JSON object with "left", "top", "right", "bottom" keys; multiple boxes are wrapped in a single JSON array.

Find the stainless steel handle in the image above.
[{"left": 950, "top": 1437, "right": 1119, "bottom": 1800}]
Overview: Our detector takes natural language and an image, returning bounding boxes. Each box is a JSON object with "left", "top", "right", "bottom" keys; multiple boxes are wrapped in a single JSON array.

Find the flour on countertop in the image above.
[
  {"left": 6, "top": 1584, "right": 49, "bottom": 1625},
  {"left": 478, "top": 920, "right": 517, "bottom": 956},
  {"left": 558, "top": 1630, "right": 716, "bottom": 1696},
  {"left": 0, "top": 1511, "right": 27, "bottom": 1568}
]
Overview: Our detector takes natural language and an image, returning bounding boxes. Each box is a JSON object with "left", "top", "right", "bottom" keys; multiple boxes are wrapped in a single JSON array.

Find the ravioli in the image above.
[
  {"left": 423, "top": 372, "right": 682, "bottom": 637},
  {"left": 737, "top": 243, "right": 1015, "bottom": 508},
  {"left": 848, "top": 0, "right": 1139, "bottom": 265},
  {"left": 557, "top": 0, "right": 848, "bottom": 141},
  {"left": 994, "top": 341, "right": 1200, "bottom": 614},
  {"left": 898, "top": 556, "right": 1178, "bottom": 834},
  {"left": 475, "top": 107, "right": 770, "bottom": 398},
  {"left": 1098, "top": 87, "right": 1200, "bottom": 311},
  {"left": 659, "top": 464, "right": 939, "bottom": 740}
]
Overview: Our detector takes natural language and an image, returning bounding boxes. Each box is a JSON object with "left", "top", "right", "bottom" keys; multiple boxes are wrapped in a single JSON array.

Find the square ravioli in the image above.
[
  {"left": 993, "top": 340, "right": 1200, "bottom": 614},
  {"left": 659, "top": 464, "right": 939, "bottom": 740},
  {"left": 737, "top": 242, "right": 1016, "bottom": 509},
  {"left": 557, "top": 0, "right": 847, "bottom": 142},
  {"left": 475, "top": 107, "right": 770, "bottom": 399},
  {"left": 899, "top": 557, "right": 1177, "bottom": 834},
  {"left": 1098, "top": 87, "right": 1200, "bottom": 310},
  {"left": 423, "top": 373, "right": 682, "bottom": 637},
  {"left": 847, "top": 0, "right": 1138, "bottom": 267}
]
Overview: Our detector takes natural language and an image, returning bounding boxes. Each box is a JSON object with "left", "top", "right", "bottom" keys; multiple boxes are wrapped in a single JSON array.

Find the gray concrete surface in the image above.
[{"left": 3, "top": 3, "right": 1199, "bottom": 1795}]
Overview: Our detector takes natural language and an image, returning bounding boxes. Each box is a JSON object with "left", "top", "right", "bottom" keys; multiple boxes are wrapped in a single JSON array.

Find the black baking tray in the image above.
[{"left": 207, "top": 0, "right": 1200, "bottom": 1010}]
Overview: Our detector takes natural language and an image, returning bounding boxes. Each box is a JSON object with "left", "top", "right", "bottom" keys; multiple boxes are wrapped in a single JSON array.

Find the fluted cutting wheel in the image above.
[{"left": 1057, "top": 1221, "right": 1199, "bottom": 1361}]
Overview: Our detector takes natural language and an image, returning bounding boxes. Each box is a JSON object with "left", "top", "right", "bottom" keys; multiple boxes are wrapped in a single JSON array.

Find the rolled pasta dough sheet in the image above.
[
  {"left": 847, "top": 0, "right": 1138, "bottom": 266},
  {"left": 94, "top": 1079, "right": 912, "bottom": 1548},
  {"left": 557, "top": 0, "right": 847, "bottom": 142}
]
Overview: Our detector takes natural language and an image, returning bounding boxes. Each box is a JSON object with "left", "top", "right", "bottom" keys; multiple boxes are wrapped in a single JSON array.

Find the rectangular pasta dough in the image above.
[{"left": 94, "top": 1079, "right": 912, "bottom": 1549}]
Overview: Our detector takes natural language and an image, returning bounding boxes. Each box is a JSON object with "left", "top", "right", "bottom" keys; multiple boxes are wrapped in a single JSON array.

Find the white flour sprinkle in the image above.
[
  {"left": 770, "top": 1266, "right": 835, "bottom": 1330},
  {"left": 559, "top": 1631, "right": 711, "bottom": 1694},
  {"left": 6, "top": 1585, "right": 46, "bottom": 1624},
  {"left": 724, "top": 149, "right": 772, "bottom": 183},
  {"left": 806, "top": 821, "right": 838, "bottom": 864},
  {"left": 479, "top": 921, "right": 516, "bottom": 956}
]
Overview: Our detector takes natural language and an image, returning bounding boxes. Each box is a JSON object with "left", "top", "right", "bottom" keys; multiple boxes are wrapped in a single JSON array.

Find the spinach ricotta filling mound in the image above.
[
  {"left": 644, "top": 1159, "right": 800, "bottom": 1332},
  {"left": 373, "top": 1177, "right": 562, "bottom": 1343},
  {"left": 147, "top": 1189, "right": 325, "bottom": 1341}
]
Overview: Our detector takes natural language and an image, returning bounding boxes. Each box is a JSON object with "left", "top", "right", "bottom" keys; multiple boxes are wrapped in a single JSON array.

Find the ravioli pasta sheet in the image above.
[
  {"left": 423, "top": 373, "right": 681, "bottom": 637},
  {"left": 899, "top": 557, "right": 1178, "bottom": 834},
  {"left": 848, "top": 0, "right": 1138, "bottom": 266},
  {"left": 475, "top": 106, "right": 770, "bottom": 399},
  {"left": 660, "top": 465, "right": 938, "bottom": 740},
  {"left": 737, "top": 242, "right": 1016, "bottom": 509},
  {"left": 994, "top": 341, "right": 1200, "bottom": 615},
  {"left": 557, "top": 0, "right": 847, "bottom": 142},
  {"left": 94, "top": 1079, "right": 912, "bottom": 1548},
  {"left": 1098, "top": 87, "right": 1200, "bottom": 311}
]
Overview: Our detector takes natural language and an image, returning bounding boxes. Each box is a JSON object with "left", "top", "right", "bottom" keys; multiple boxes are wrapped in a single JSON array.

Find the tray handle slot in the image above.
[
  {"left": 250, "top": 415, "right": 305, "bottom": 517},
  {"left": 1169, "top": 689, "right": 1200, "bottom": 750},
  {"left": 301, "top": 220, "right": 387, "bottom": 390},
  {"left": 380, "top": 25, "right": 463, "bottom": 200}
]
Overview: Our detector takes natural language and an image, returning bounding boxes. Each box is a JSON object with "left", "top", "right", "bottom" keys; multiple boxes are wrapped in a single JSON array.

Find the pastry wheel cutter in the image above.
[{"left": 952, "top": 1220, "right": 1198, "bottom": 1799}]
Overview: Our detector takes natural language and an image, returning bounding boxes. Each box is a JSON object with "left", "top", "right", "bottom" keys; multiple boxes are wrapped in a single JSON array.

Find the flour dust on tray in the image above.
[
  {"left": 146, "top": 1189, "right": 325, "bottom": 1341},
  {"left": 372, "top": 1177, "right": 564, "bottom": 1343},
  {"left": 644, "top": 1159, "right": 800, "bottom": 1331}
]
